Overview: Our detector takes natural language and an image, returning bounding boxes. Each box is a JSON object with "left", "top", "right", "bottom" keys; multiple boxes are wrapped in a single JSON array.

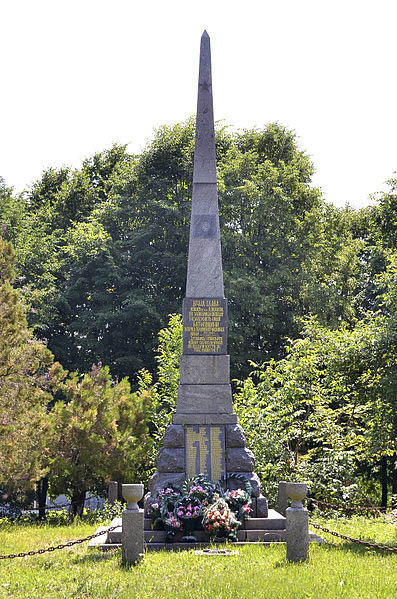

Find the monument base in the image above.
[
  {"left": 148, "top": 421, "right": 264, "bottom": 506},
  {"left": 88, "top": 511, "right": 326, "bottom": 551}
]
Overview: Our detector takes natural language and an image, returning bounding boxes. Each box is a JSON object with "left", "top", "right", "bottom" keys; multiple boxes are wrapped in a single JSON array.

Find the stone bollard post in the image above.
[
  {"left": 108, "top": 481, "right": 118, "bottom": 505},
  {"left": 121, "top": 484, "right": 144, "bottom": 566},
  {"left": 278, "top": 481, "right": 288, "bottom": 516},
  {"left": 286, "top": 482, "right": 309, "bottom": 562}
]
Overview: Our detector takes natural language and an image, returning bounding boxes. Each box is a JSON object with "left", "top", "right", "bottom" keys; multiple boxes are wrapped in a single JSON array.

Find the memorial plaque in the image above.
[
  {"left": 192, "top": 214, "right": 217, "bottom": 238},
  {"left": 183, "top": 297, "right": 227, "bottom": 354},
  {"left": 185, "top": 425, "right": 225, "bottom": 481}
]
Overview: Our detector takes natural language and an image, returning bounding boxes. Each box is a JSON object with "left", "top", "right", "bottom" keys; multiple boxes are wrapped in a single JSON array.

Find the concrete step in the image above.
[
  {"left": 143, "top": 509, "right": 285, "bottom": 532},
  {"left": 109, "top": 528, "right": 288, "bottom": 544},
  {"left": 90, "top": 509, "right": 327, "bottom": 552},
  {"left": 90, "top": 531, "right": 323, "bottom": 552}
]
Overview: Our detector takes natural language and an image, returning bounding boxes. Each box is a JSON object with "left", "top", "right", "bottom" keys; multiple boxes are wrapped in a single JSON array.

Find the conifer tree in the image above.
[{"left": 0, "top": 236, "right": 53, "bottom": 494}]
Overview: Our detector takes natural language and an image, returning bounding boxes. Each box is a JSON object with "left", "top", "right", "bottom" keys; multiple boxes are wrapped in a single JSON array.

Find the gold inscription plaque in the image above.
[
  {"left": 185, "top": 425, "right": 225, "bottom": 481},
  {"left": 183, "top": 298, "right": 227, "bottom": 354}
]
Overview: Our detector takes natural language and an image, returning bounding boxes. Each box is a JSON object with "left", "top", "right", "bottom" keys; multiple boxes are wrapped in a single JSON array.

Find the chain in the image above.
[
  {"left": 308, "top": 497, "right": 387, "bottom": 515},
  {"left": 0, "top": 497, "right": 106, "bottom": 512},
  {"left": 309, "top": 519, "right": 397, "bottom": 553},
  {"left": 0, "top": 524, "right": 119, "bottom": 560}
]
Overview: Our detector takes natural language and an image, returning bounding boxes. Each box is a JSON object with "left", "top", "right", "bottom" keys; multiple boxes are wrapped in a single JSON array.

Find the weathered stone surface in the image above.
[
  {"left": 186, "top": 240, "right": 224, "bottom": 298},
  {"left": 148, "top": 472, "right": 186, "bottom": 493},
  {"left": 225, "top": 424, "right": 246, "bottom": 448},
  {"left": 193, "top": 31, "right": 217, "bottom": 184},
  {"left": 225, "top": 448, "right": 255, "bottom": 472},
  {"left": 157, "top": 448, "right": 185, "bottom": 473},
  {"left": 278, "top": 481, "right": 288, "bottom": 516},
  {"left": 180, "top": 355, "right": 230, "bottom": 384},
  {"left": 191, "top": 183, "right": 219, "bottom": 212},
  {"left": 226, "top": 472, "right": 261, "bottom": 497},
  {"left": 107, "top": 481, "right": 118, "bottom": 505},
  {"left": 162, "top": 425, "right": 185, "bottom": 448},
  {"left": 256, "top": 495, "right": 268, "bottom": 518},
  {"left": 143, "top": 492, "right": 151, "bottom": 517},
  {"left": 186, "top": 33, "right": 224, "bottom": 299},
  {"left": 172, "top": 413, "right": 237, "bottom": 425},
  {"left": 122, "top": 509, "right": 144, "bottom": 565},
  {"left": 176, "top": 384, "right": 233, "bottom": 413},
  {"left": 286, "top": 507, "right": 309, "bottom": 562}
]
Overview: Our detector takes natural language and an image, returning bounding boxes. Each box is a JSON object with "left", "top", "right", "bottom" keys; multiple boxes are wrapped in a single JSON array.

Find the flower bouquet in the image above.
[
  {"left": 224, "top": 488, "right": 252, "bottom": 522},
  {"left": 181, "top": 474, "right": 220, "bottom": 506},
  {"left": 146, "top": 486, "right": 181, "bottom": 530},
  {"left": 202, "top": 497, "right": 240, "bottom": 542},
  {"left": 174, "top": 496, "right": 202, "bottom": 542},
  {"left": 163, "top": 511, "right": 182, "bottom": 543}
]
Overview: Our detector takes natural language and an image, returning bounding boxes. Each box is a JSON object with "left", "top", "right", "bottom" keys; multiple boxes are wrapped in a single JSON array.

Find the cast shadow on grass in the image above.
[
  {"left": 332, "top": 541, "right": 396, "bottom": 555},
  {"left": 72, "top": 549, "right": 121, "bottom": 564}
]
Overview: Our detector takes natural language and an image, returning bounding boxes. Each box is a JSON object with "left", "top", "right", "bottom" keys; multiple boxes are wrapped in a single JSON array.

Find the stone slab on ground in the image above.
[{"left": 89, "top": 507, "right": 323, "bottom": 552}]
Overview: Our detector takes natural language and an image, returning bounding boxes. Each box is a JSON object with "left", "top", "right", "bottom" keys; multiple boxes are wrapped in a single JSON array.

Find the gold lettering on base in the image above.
[{"left": 185, "top": 426, "right": 225, "bottom": 481}]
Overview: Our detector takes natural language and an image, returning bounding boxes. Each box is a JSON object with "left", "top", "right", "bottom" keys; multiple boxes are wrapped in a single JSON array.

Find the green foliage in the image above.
[
  {"left": 234, "top": 315, "right": 396, "bottom": 503},
  {"left": 46, "top": 362, "right": 154, "bottom": 512},
  {"left": 0, "top": 236, "right": 53, "bottom": 493},
  {"left": 4, "top": 121, "right": 370, "bottom": 382},
  {"left": 140, "top": 313, "right": 182, "bottom": 464}
]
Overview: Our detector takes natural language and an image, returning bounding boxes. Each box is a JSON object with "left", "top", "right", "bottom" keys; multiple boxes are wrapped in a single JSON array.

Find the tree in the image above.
[
  {"left": 5, "top": 122, "right": 385, "bottom": 385},
  {"left": 234, "top": 315, "right": 396, "bottom": 504},
  {"left": 47, "top": 362, "right": 154, "bottom": 517},
  {"left": 0, "top": 236, "right": 53, "bottom": 494}
]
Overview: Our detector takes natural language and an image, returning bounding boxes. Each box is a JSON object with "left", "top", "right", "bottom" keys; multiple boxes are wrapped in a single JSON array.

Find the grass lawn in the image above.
[{"left": 0, "top": 517, "right": 396, "bottom": 598}]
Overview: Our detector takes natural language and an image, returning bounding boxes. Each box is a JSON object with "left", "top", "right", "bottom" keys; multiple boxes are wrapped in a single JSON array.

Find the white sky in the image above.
[{"left": 1, "top": 0, "right": 396, "bottom": 208}]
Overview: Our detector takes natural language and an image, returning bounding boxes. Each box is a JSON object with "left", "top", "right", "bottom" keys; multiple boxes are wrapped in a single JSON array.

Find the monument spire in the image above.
[
  {"left": 186, "top": 30, "right": 224, "bottom": 298},
  {"left": 193, "top": 30, "right": 217, "bottom": 185}
]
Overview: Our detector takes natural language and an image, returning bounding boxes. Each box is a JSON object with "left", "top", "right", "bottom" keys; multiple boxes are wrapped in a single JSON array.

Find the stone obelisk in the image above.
[{"left": 149, "top": 32, "right": 263, "bottom": 508}]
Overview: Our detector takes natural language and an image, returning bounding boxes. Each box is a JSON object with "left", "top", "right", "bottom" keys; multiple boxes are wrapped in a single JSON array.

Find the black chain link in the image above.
[
  {"left": 0, "top": 497, "right": 107, "bottom": 512},
  {"left": 308, "top": 497, "right": 387, "bottom": 515},
  {"left": 0, "top": 524, "right": 119, "bottom": 560},
  {"left": 309, "top": 519, "right": 397, "bottom": 553}
]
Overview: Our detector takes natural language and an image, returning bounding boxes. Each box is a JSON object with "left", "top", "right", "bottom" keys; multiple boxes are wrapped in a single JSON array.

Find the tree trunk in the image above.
[
  {"left": 392, "top": 453, "right": 397, "bottom": 510},
  {"left": 69, "top": 490, "right": 86, "bottom": 519},
  {"left": 380, "top": 456, "right": 388, "bottom": 509},
  {"left": 36, "top": 477, "right": 49, "bottom": 520}
]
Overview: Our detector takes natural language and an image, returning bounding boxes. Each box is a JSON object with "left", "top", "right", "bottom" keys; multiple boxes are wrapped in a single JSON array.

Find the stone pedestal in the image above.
[
  {"left": 121, "top": 509, "right": 144, "bottom": 566},
  {"left": 285, "top": 482, "right": 309, "bottom": 562},
  {"left": 286, "top": 508, "right": 309, "bottom": 562},
  {"left": 149, "top": 422, "right": 262, "bottom": 500}
]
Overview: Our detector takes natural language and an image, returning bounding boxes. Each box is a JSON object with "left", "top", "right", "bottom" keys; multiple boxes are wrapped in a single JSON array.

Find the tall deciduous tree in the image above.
[
  {"left": 3, "top": 122, "right": 388, "bottom": 384},
  {"left": 234, "top": 314, "right": 396, "bottom": 504}
]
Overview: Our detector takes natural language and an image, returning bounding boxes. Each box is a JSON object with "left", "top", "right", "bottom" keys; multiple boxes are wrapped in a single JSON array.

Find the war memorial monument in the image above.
[
  {"left": 93, "top": 32, "right": 318, "bottom": 553},
  {"left": 148, "top": 31, "right": 266, "bottom": 516}
]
